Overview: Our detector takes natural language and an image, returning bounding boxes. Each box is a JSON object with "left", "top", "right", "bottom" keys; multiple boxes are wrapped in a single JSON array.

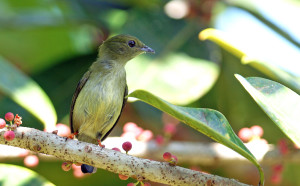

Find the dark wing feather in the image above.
[
  {"left": 101, "top": 85, "right": 128, "bottom": 141},
  {"left": 70, "top": 71, "right": 91, "bottom": 133}
]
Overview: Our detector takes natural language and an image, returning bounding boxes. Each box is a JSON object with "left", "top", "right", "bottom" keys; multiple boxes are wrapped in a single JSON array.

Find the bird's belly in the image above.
[{"left": 73, "top": 78, "right": 125, "bottom": 140}]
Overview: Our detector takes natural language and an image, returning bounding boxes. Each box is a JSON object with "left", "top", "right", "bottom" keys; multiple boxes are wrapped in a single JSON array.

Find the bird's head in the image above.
[{"left": 99, "top": 34, "right": 155, "bottom": 63}]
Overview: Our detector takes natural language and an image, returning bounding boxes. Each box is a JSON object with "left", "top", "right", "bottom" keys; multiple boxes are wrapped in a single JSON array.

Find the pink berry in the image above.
[
  {"left": 73, "top": 168, "right": 85, "bottom": 178},
  {"left": 163, "top": 152, "right": 172, "bottom": 161},
  {"left": 24, "top": 155, "right": 39, "bottom": 167},
  {"left": 122, "top": 141, "right": 132, "bottom": 153},
  {"left": 112, "top": 147, "right": 121, "bottom": 152},
  {"left": 123, "top": 122, "right": 138, "bottom": 132},
  {"left": 55, "top": 123, "right": 71, "bottom": 137},
  {"left": 118, "top": 174, "right": 129, "bottom": 180},
  {"left": 4, "top": 131, "right": 15, "bottom": 141},
  {"left": 127, "top": 183, "right": 135, "bottom": 186},
  {"left": 61, "top": 162, "right": 72, "bottom": 171},
  {"left": 250, "top": 125, "right": 263, "bottom": 137},
  {"left": 171, "top": 155, "right": 178, "bottom": 162},
  {"left": 169, "top": 155, "right": 178, "bottom": 166},
  {"left": 155, "top": 135, "right": 164, "bottom": 145},
  {"left": 164, "top": 123, "right": 177, "bottom": 135},
  {"left": 0, "top": 118, "right": 6, "bottom": 129},
  {"left": 144, "top": 182, "right": 151, "bottom": 186},
  {"left": 5, "top": 112, "right": 14, "bottom": 122},
  {"left": 238, "top": 128, "right": 253, "bottom": 142},
  {"left": 137, "top": 130, "right": 153, "bottom": 142}
]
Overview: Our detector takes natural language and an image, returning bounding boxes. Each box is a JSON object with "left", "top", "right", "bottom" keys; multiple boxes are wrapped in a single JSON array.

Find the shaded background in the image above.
[{"left": 0, "top": 0, "right": 300, "bottom": 185}]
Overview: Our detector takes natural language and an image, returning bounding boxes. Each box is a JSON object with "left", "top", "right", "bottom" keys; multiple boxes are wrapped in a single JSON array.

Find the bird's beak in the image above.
[{"left": 140, "top": 45, "right": 155, "bottom": 53}]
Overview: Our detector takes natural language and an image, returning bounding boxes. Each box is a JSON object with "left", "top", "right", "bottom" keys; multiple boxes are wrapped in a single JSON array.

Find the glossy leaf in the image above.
[
  {"left": 0, "top": 56, "right": 57, "bottom": 129},
  {"left": 0, "top": 164, "right": 55, "bottom": 186},
  {"left": 236, "top": 74, "right": 300, "bottom": 147},
  {"left": 126, "top": 53, "right": 219, "bottom": 105},
  {"left": 128, "top": 89, "right": 264, "bottom": 185}
]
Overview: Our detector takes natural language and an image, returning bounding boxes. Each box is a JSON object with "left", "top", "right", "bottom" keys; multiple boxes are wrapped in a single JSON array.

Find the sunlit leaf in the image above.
[
  {"left": 0, "top": 164, "right": 55, "bottom": 186},
  {"left": 128, "top": 89, "right": 264, "bottom": 185},
  {"left": 126, "top": 53, "right": 219, "bottom": 105},
  {"left": 236, "top": 74, "right": 300, "bottom": 147},
  {"left": 0, "top": 56, "right": 57, "bottom": 129},
  {"left": 199, "top": 28, "right": 300, "bottom": 94}
]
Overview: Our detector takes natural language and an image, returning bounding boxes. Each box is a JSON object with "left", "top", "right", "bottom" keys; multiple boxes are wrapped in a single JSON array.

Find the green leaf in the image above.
[
  {"left": 0, "top": 163, "right": 55, "bottom": 186},
  {"left": 236, "top": 74, "right": 300, "bottom": 147},
  {"left": 126, "top": 53, "right": 219, "bottom": 105},
  {"left": 0, "top": 56, "right": 57, "bottom": 129},
  {"left": 128, "top": 89, "right": 264, "bottom": 185}
]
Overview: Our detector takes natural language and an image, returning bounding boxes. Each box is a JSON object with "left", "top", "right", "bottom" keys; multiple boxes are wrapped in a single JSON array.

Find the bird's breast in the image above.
[{"left": 73, "top": 69, "right": 126, "bottom": 140}]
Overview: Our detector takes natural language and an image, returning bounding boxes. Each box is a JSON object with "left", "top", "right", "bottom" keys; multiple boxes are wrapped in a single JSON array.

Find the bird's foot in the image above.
[
  {"left": 68, "top": 131, "right": 78, "bottom": 139},
  {"left": 97, "top": 139, "right": 105, "bottom": 148}
]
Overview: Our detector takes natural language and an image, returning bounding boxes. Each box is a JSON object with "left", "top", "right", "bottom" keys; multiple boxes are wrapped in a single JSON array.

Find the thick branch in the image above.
[{"left": 0, "top": 127, "right": 249, "bottom": 186}]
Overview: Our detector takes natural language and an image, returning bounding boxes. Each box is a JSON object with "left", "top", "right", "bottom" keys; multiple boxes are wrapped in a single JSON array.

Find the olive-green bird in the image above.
[{"left": 70, "top": 34, "right": 154, "bottom": 173}]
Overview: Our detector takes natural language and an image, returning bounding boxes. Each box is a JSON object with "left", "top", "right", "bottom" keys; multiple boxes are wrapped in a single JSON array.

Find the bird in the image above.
[{"left": 69, "top": 34, "right": 154, "bottom": 173}]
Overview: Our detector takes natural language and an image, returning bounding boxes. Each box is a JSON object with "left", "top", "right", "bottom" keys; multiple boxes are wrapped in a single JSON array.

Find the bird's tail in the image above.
[{"left": 81, "top": 164, "right": 97, "bottom": 173}]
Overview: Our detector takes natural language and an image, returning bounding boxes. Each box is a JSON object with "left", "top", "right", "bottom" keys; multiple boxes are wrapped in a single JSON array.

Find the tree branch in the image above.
[{"left": 0, "top": 127, "right": 250, "bottom": 186}]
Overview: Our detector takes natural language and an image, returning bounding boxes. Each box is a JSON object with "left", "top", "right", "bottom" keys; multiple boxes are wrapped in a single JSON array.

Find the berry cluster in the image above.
[
  {"left": 238, "top": 125, "right": 265, "bottom": 143},
  {"left": 121, "top": 122, "right": 153, "bottom": 142},
  {"left": 1, "top": 112, "right": 22, "bottom": 141}
]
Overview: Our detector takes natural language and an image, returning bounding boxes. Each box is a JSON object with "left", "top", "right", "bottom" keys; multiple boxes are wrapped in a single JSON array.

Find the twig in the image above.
[{"left": 0, "top": 127, "right": 250, "bottom": 186}]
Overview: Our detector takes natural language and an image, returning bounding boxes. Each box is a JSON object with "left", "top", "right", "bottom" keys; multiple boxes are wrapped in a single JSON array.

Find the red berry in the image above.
[
  {"left": 55, "top": 123, "right": 71, "bottom": 137},
  {"left": 24, "top": 155, "right": 39, "bottom": 167},
  {"left": 122, "top": 141, "right": 132, "bottom": 153},
  {"left": 144, "top": 182, "right": 151, "bottom": 186},
  {"left": 278, "top": 139, "right": 289, "bottom": 155},
  {"left": 0, "top": 118, "right": 6, "bottom": 129},
  {"left": 250, "top": 125, "right": 264, "bottom": 137},
  {"left": 61, "top": 162, "right": 72, "bottom": 171},
  {"left": 272, "top": 164, "right": 283, "bottom": 173},
  {"left": 238, "top": 128, "right": 253, "bottom": 142},
  {"left": 163, "top": 152, "right": 172, "bottom": 161},
  {"left": 112, "top": 147, "right": 121, "bottom": 152},
  {"left": 127, "top": 183, "right": 135, "bottom": 186},
  {"left": 5, "top": 112, "right": 14, "bottom": 122},
  {"left": 271, "top": 172, "right": 282, "bottom": 184},
  {"left": 4, "top": 131, "right": 15, "bottom": 141},
  {"left": 118, "top": 174, "right": 129, "bottom": 180}
]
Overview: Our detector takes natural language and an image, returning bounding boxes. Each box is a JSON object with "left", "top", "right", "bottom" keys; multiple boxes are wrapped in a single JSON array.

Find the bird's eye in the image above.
[{"left": 128, "top": 40, "right": 136, "bottom": 48}]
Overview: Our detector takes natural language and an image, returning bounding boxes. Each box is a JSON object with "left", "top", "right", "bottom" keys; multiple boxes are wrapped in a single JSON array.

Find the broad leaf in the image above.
[
  {"left": 128, "top": 89, "right": 264, "bottom": 185},
  {"left": 199, "top": 28, "right": 300, "bottom": 94},
  {"left": 0, "top": 56, "right": 57, "bottom": 129},
  {"left": 236, "top": 74, "right": 300, "bottom": 147},
  {"left": 0, "top": 164, "right": 55, "bottom": 186}
]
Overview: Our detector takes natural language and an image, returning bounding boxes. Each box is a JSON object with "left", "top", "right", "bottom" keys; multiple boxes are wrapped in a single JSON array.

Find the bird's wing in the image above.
[
  {"left": 70, "top": 70, "right": 91, "bottom": 133},
  {"left": 101, "top": 85, "right": 128, "bottom": 141}
]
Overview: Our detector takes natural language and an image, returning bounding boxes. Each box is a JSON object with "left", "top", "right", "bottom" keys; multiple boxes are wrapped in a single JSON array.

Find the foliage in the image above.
[{"left": 0, "top": 0, "right": 300, "bottom": 185}]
